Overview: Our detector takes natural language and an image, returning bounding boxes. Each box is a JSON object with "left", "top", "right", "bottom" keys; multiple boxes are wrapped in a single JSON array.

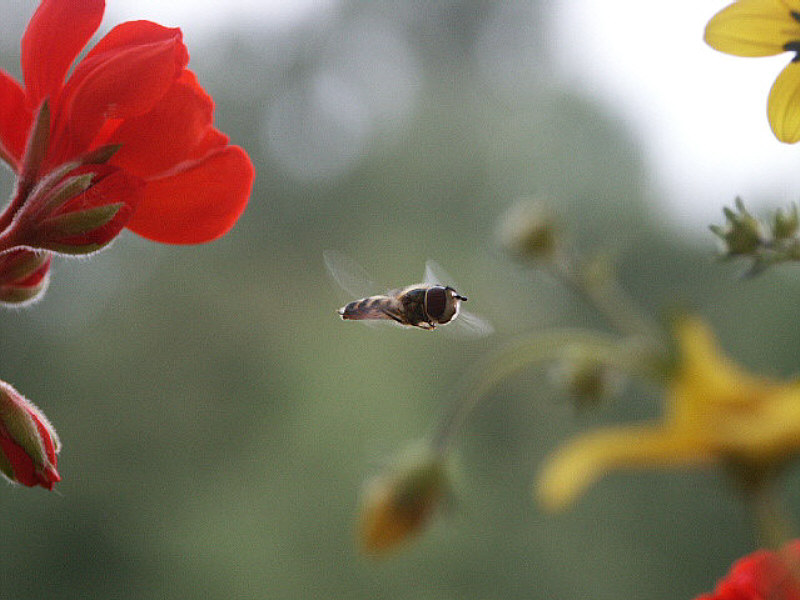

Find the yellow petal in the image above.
[
  {"left": 670, "top": 316, "right": 768, "bottom": 413},
  {"left": 705, "top": 0, "right": 800, "bottom": 57},
  {"left": 769, "top": 60, "right": 800, "bottom": 142},
  {"left": 535, "top": 425, "right": 712, "bottom": 512},
  {"left": 714, "top": 380, "right": 800, "bottom": 460}
]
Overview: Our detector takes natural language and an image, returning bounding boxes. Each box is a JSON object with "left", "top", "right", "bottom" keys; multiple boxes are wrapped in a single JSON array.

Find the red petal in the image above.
[
  {"left": 0, "top": 70, "right": 32, "bottom": 169},
  {"left": 0, "top": 435, "right": 38, "bottom": 487},
  {"left": 127, "top": 145, "right": 254, "bottom": 244},
  {"left": 52, "top": 32, "right": 186, "bottom": 161},
  {"left": 190, "top": 128, "right": 230, "bottom": 160},
  {"left": 21, "top": 0, "right": 104, "bottom": 109},
  {"left": 83, "top": 20, "right": 188, "bottom": 67},
  {"left": 109, "top": 70, "right": 215, "bottom": 178}
]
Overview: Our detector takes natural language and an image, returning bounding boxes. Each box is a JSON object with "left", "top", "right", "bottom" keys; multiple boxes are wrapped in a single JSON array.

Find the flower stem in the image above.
[
  {"left": 547, "top": 249, "right": 662, "bottom": 341},
  {"left": 748, "top": 478, "right": 794, "bottom": 549},
  {"left": 728, "top": 459, "right": 795, "bottom": 549},
  {"left": 431, "top": 329, "right": 663, "bottom": 453}
]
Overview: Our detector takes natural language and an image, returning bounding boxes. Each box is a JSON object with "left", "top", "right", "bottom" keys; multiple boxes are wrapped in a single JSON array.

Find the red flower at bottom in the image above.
[{"left": 696, "top": 541, "right": 800, "bottom": 600}]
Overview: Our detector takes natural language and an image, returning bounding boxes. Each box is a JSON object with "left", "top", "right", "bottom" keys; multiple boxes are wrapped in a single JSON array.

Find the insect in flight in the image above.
[{"left": 324, "top": 250, "right": 494, "bottom": 338}]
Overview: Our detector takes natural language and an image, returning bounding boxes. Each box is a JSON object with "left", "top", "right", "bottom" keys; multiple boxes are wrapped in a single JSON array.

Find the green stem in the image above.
[
  {"left": 728, "top": 458, "right": 795, "bottom": 549},
  {"left": 748, "top": 479, "right": 793, "bottom": 549},
  {"left": 431, "top": 329, "right": 664, "bottom": 453},
  {"left": 547, "top": 250, "right": 662, "bottom": 341}
]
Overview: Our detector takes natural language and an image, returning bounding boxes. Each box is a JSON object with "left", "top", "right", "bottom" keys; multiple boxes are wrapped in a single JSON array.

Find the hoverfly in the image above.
[{"left": 323, "top": 250, "right": 493, "bottom": 337}]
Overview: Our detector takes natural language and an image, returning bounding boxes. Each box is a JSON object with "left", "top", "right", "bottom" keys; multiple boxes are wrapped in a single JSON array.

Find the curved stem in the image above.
[
  {"left": 547, "top": 250, "right": 662, "bottom": 341},
  {"left": 748, "top": 479, "right": 793, "bottom": 549},
  {"left": 727, "top": 459, "right": 795, "bottom": 549},
  {"left": 431, "top": 329, "right": 665, "bottom": 453}
]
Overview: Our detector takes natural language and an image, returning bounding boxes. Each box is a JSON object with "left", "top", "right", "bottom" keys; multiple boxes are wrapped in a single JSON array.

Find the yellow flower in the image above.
[
  {"left": 705, "top": 0, "right": 800, "bottom": 143},
  {"left": 536, "top": 316, "right": 800, "bottom": 512}
]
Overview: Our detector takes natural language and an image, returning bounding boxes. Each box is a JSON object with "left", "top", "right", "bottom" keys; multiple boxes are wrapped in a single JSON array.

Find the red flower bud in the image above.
[
  {"left": 0, "top": 248, "right": 51, "bottom": 305},
  {"left": 0, "top": 381, "right": 61, "bottom": 490}
]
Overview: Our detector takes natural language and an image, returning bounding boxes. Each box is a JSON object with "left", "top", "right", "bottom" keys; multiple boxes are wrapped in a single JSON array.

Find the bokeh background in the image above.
[{"left": 2, "top": 1, "right": 800, "bottom": 599}]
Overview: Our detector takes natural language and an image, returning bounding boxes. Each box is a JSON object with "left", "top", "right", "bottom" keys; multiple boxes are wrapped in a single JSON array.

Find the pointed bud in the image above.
[
  {"left": 0, "top": 249, "right": 51, "bottom": 306},
  {"left": 6, "top": 164, "right": 143, "bottom": 256},
  {"left": 358, "top": 442, "right": 450, "bottom": 555},
  {"left": 773, "top": 204, "right": 799, "bottom": 240},
  {"left": 0, "top": 380, "right": 61, "bottom": 490},
  {"left": 497, "top": 199, "right": 560, "bottom": 261},
  {"left": 710, "top": 197, "right": 765, "bottom": 256}
]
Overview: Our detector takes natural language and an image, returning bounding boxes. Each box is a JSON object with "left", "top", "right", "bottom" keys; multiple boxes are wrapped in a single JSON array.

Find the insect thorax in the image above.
[{"left": 398, "top": 286, "right": 429, "bottom": 327}]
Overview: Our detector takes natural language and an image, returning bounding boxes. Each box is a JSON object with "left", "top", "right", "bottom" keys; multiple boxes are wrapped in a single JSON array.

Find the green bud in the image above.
[
  {"left": 710, "top": 198, "right": 765, "bottom": 256},
  {"left": 497, "top": 199, "right": 559, "bottom": 261},
  {"left": 550, "top": 356, "right": 622, "bottom": 409},
  {"left": 773, "top": 204, "right": 799, "bottom": 240}
]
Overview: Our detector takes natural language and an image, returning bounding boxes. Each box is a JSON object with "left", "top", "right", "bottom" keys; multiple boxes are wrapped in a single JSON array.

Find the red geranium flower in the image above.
[
  {"left": 0, "top": 0, "right": 254, "bottom": 245},
  {"left": 695, "top": 541, "right": 800, "bottom": 600}
]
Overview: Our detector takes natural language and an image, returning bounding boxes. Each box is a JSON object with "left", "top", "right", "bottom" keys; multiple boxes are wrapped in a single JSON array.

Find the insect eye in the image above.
[{"left": 425, "top": 286, "right": 447, "bottom": 321}]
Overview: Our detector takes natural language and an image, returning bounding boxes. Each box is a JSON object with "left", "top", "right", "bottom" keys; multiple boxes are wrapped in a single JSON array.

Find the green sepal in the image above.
[
  {"left": 40, "top": 202, "right": 123, "bottom": 237},
  {"left": 37, "top": 173, "right": 95, "bottom": 217},
  {"left": 19, "top": 100, "right": 50, "bottom": 189},
  {"left": 0, "top": 389, "right": 48, "bottom": 467},
  {"left": 0, "top": 448, "right": 15, "bottom": 482}
]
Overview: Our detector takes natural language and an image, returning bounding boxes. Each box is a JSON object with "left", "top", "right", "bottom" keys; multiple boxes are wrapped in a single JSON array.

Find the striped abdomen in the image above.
[{"left": 338, "top": 295, "right": 401, "bottom": 322}]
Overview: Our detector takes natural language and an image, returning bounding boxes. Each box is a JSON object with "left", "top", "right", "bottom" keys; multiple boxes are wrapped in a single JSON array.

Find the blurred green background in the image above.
[{"left": 3, "top": 1, "right": 800, "bottom": 599}]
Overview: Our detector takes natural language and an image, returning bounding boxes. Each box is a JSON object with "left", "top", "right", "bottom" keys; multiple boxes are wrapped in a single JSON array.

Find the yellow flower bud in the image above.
[{"left": 358, "top": 443, "right": 448, "bottom": 555}]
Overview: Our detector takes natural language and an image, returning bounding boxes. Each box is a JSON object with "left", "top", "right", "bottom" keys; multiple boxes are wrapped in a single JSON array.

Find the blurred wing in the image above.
[
  {"left": 424, "top": 260, "right": 458, "bottom": 287},
  {"left": 323, "top": 250, "right": 380, "bottom": 299},
  {"left": 444, "top": 308, "right": 494, "bottom": 339}
]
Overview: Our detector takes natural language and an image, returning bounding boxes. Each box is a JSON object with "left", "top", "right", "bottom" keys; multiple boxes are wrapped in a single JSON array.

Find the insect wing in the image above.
[
  {"left": 323, "top": 250, "right": 381, "bottom": 299},
  {"left": 423, "top": 259, "right": 457, "bottom": 287},
  {"left": 446, "top": 308, "right": 494, "bottom": 338},
  {"left": 324, "top": 250, "right": 399, "bottom": 328},
  {"left": 424, "top": 259, "right": 494, "bottom": 338}
]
